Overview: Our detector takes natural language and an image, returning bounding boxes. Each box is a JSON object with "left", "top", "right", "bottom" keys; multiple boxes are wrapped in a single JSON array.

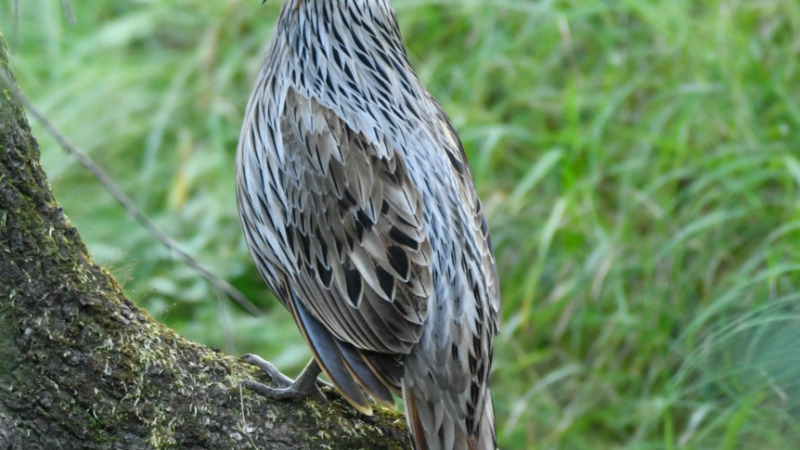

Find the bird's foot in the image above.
[{"left": 239, "top": 355, "right": 328, "bottom": 404}]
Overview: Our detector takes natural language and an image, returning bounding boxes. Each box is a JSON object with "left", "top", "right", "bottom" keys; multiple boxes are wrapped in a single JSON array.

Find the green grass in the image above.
[{"left": 3, "top": 0, "right": 800, "bottom": 448}]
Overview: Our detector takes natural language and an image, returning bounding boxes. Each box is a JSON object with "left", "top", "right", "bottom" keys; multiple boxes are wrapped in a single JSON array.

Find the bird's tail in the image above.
[{"left": 402, "top": 382, "right": 497, "bottom": 450}]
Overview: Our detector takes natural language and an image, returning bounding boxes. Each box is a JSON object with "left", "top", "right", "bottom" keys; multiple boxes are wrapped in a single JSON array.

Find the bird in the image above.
[{"left": 235, "top": 1, "right": 500, "bottom": 449}]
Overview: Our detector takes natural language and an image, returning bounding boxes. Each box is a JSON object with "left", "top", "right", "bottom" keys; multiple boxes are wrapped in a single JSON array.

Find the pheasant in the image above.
[{"left": 235, "top": 1, "right": 500, "bottom": 448}]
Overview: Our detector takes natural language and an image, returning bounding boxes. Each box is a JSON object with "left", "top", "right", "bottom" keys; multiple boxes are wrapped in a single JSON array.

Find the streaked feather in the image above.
[{"left": 236, "top": 1, "right": 500, "bottom": 448}]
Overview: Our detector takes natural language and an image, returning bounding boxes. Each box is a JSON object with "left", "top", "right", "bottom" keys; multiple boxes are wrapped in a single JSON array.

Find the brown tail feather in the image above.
[
  {"left": 402, "top": 381, "right": 429, "bottom": 450},
  {"left": 402, "top": 380, "right": 498, "bottom": 450},
  {"left": 358, "top": 348, "right": 403, "bottom": 397},
  {"left": 332, "top": 339, "right": 397, "bottom": 409}
]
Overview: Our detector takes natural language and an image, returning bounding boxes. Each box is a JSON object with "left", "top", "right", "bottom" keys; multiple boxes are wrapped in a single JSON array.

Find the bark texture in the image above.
[{"left": 0, "top": 36, "right": 409, "bottom": 450}]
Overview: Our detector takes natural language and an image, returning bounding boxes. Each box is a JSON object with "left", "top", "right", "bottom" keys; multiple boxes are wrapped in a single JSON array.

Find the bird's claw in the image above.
[
  {"left": 239, "top": 355, "right": 328, "bottom": 404},
  {"left": 241, "top": 353, "right": 294, "bottom": 388}
]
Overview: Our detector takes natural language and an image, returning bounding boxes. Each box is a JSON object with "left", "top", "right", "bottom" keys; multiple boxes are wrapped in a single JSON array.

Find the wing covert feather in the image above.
[{"left": 280, "top": 88, "right": 433, "bottom": 357}]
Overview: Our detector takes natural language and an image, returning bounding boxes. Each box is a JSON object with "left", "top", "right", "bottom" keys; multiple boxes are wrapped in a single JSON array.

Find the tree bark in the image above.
[{"left": 0, "top": 36, "right": 409, "bottom": 450}]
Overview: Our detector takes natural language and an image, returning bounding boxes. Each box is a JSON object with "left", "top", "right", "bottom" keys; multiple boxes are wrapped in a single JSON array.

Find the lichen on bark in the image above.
[{"left": 0, "top": 35, "right": 409, "bottom": 450}]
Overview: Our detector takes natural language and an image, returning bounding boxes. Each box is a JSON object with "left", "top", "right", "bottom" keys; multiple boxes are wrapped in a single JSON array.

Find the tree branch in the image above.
[{"left": 0, "top": 36, "right": 409, "bottom": 450}]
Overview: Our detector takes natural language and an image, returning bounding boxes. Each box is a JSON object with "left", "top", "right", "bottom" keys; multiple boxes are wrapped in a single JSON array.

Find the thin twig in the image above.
[
  {"left": 59, "top": 0, "right": 76, "bottom": 26},
  {"left": 12, "top": 0, "right": 19, "bottom": 48},
  {"left": 216, "top": 290, "right": 237, "bottom": 353},
  {"left": 0, "top": 69, "right": 261, "bottom": 317}
]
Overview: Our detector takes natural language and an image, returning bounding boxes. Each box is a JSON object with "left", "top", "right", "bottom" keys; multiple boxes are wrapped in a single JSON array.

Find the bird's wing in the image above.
[
  {"left": 433, "top": 101, "right": 501, "bottom": 333},
  {"left": 437, "top": 102, "right": 500, "bottom": 442},
  {"left": 277, "top": 88, "right": 433, "bottom": 413},
  {"left": 400, "top": 100, "right": 501, "bottom": 449}
]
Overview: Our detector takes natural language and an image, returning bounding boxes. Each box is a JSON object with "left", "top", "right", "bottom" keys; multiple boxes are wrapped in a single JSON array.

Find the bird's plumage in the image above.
[{"left": 236, "top": 1, "right": 500, "bottom": 448}]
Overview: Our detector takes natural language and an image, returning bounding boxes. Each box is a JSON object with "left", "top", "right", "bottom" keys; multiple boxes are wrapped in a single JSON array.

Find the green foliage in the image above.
[{"left": 3, "top": 0, "right": 800, "bottom": 448}]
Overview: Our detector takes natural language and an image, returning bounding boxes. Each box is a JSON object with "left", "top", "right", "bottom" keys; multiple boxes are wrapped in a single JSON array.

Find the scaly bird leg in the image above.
[{"left": 239, "top": 355, "right": 329, "bottom": 404}]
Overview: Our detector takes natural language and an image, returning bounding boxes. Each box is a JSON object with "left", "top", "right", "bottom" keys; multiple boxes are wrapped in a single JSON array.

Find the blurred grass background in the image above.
[{"left": 3, "top": 0, "right": 800, "bottom": 448}]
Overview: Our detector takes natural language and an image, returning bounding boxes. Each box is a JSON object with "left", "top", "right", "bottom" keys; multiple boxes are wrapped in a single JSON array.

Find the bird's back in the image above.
[{"left": 236, "top": 1, "right": 500, "bottom": 448}]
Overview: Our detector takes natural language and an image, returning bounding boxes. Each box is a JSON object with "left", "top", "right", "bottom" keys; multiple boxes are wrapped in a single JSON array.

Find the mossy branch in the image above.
[{"left": 0, "top": 35, "right": 409, "bottom": 450}]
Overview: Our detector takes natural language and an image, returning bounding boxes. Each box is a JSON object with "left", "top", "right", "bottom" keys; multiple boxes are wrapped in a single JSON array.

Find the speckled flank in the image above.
[{"left": 236, "top": 1, "right": 500, "bottom": 449}]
